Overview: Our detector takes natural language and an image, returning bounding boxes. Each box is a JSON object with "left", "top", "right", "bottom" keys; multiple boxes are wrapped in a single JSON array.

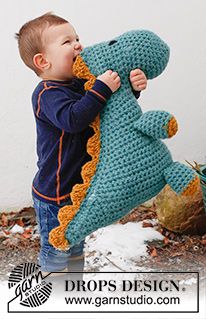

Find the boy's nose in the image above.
[{"left": 74, "top": 42, "right": 82, "bottom": 51}]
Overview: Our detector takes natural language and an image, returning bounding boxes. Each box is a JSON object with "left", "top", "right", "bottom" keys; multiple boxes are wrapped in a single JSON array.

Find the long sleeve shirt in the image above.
[{"left": 31, "top": 77, "right": 140, "bottom": 206}]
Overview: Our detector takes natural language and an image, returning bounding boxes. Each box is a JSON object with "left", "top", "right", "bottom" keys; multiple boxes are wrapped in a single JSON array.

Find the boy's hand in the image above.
[
  {"left": 97, "top": 70, "right": 121, "bottom": 93},
  {"left": 130, "top": 69, "right": 147, "bottom": 91}
]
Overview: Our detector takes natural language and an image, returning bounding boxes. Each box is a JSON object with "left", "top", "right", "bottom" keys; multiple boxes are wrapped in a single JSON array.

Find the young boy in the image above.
[{"left": 16, "top": 13, "right": 147, "bottom": 273}]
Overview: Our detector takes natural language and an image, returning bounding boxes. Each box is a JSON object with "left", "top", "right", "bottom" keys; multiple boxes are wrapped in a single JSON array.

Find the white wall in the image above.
[{"left": 0, "top": 0, "right": 206, "bottom": 211}]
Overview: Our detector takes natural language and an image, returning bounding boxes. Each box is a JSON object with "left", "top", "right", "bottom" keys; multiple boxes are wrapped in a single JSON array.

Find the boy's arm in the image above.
[{"left": 37, "top": 80, "right": 112, "bottom": 133}]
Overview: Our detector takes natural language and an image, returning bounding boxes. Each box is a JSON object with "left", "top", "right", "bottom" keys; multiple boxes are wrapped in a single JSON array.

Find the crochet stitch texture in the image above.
[{"left": 49, "top": 30, "right": 199, "bottom": 250}]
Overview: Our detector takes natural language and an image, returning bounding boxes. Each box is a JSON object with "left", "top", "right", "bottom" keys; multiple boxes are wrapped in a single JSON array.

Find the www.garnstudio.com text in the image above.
[{"left": 65, "top": 294, "right": 180, "bottom": 307}]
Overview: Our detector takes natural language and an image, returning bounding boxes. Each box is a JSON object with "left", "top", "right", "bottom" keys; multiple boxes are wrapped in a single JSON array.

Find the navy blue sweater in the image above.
[{"left": 32, "top": 78, "right": 140, "bottom": 206}]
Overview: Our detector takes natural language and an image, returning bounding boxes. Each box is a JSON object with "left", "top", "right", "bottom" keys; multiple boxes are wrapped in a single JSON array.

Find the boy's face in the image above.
[{"left": 42, "top": 23, "right": 83, "bottom": 81}]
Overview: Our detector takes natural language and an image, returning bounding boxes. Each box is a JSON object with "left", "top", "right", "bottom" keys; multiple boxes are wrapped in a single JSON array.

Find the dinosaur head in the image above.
[{"left": 73, "top": 30, "right": 170, "bottom": 82}]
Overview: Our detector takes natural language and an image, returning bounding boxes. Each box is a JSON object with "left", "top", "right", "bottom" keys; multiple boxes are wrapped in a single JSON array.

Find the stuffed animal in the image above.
[{"left": 49, "top": 30, "right": 199, "bottom": 250}]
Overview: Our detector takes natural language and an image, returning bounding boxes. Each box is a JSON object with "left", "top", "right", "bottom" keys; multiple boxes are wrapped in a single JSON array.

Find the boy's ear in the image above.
[{"left": 33, "top": 53, "right": 50, "bottom": 72}]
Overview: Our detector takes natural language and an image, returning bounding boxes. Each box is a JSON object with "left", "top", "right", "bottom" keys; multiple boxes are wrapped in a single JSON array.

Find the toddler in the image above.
[{"left": 16, "top": 12, "right": 147, "bottom": 273}]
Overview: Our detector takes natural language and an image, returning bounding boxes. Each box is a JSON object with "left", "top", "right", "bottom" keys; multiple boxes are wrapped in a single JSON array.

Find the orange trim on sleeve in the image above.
[
  {"left": 36, "top": 85, "right": 47, "bottom": 117},
  {"left": 36, "top": 82, "right": 58, "bottom": 117},
  {"left": 56, "top": 130, "right": 65, "bottom": 205},
  {"left": 32, "top": 185, "right": 70, "bottom": 202},
  {"left": 89, "top": 89, "right": 107, "bottom": 102}
]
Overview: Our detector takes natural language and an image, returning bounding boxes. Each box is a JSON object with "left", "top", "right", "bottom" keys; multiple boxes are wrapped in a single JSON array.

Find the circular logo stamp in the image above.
[{"left": 8, "top": 263, "right": 52, "bottom": 307}]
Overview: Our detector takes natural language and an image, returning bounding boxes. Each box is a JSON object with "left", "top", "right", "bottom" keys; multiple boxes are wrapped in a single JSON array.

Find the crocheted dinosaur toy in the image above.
[{"left": 49, "top": 30, "right": 199, "bottom": 250}]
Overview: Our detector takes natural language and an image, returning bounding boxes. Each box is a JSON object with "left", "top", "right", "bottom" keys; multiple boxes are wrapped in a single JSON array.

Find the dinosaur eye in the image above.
[{"left": 108, "top": 40, "right": 117, "bottom": 46}]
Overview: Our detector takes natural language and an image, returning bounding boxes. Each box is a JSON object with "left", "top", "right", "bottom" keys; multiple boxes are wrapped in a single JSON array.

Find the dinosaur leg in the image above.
[{"left": 164, "top": 162, "right": 199, "bottom": 195}]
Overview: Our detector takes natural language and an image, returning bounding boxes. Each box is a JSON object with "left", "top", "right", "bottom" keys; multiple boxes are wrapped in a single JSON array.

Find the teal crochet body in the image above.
[{"left": 49, "top": 30, "right": 198, "bottom": 249}]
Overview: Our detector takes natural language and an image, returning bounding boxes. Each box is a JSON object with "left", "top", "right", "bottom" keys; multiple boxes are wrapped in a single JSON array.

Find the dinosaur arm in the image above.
[{"left": 134, "top": 110, "right": 178, "bottom": 139}]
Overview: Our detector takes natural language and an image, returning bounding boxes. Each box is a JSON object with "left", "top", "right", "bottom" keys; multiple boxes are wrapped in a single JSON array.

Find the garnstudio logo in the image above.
[{"left": 8, "top": 263, "right": 52, "bottom": 307}]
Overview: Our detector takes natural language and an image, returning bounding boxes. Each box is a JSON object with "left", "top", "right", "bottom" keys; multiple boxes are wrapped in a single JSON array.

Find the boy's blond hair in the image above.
[{"left": 16, "top": 12, "right": 68, "bottom": 75}]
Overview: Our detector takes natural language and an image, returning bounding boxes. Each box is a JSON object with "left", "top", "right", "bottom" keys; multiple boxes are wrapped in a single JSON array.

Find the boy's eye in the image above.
[{"left": 62, "top": 40, "right": 71, "bottom": 45}]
